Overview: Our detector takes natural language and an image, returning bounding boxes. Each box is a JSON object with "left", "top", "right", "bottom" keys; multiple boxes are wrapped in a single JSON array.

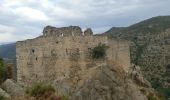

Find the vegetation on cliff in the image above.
[
  {"left": 105, "top": 16, "right": 170, "bottom": 35},
  {"left": 91, "top": 43, "right": 108, "bottom": 59},
  {"left": 104, "top": 15, "right": 170, "bottom": 99},
  {"left": 26, "top": 82, "right": 68, "bottom": 100},
  {"left": 0, "top": 95, "right": 6, "bottom": 100},
  {"left": 0, "top": 58, "right": 7, "bottom": 84}
]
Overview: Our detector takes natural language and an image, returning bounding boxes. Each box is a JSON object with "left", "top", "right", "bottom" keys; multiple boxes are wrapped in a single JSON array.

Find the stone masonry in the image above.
[{"left": 16, "top": 26, "right": 130, "bottom": 87}]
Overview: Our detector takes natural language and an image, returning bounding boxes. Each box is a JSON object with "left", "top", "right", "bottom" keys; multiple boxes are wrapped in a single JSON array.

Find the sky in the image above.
[{"left": 0, "top": 0, "right": 170, "bottom": 44}]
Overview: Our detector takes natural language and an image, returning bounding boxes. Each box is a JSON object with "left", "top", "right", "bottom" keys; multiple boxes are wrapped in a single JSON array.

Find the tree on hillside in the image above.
[{"left": 0, "top": 58, "right": 7, "bottom": 83}]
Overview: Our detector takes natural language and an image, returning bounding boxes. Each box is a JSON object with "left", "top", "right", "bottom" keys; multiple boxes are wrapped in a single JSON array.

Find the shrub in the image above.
[
  {"left": 140, "top": 88, "right": 147, "bottom": 95},
  {"left": 0, "top": 95, "right": 6, "bottom": 100},
  {"left": 151, "top": 79, "right": 162, "bottom": 89},
  {"left": 147, "top": 93, "right": 157, "bottom": 100},
  {"left": 91, "top": 43, "right": 108, "bottom": 59},
  {"left": 158, "top": 87, "right": 170, "bottom": 99},
  {"left": 26, "top": 82, "right": 55, "bottom": 97},
  {"left": 26, "top": 83, "right": 70, "bottom": 100}
]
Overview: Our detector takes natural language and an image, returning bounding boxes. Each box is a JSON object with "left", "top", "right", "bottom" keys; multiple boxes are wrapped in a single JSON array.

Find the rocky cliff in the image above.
[
  {"left": 71, "top": 63, "right": 157, "bottom": 100},
  {"left": 0, "top": 63, "right": 161, "bottom": 100}
]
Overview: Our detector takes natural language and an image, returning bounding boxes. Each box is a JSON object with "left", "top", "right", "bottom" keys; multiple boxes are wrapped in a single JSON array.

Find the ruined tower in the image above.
[{"left": 16, "top": 26, "right": 130, "bottom": 86}]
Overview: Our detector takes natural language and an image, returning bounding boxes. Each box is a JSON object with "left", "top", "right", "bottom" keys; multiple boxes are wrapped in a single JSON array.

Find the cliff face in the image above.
[{"left": 71, "top": 62, "right": 153, "bottom": 100}]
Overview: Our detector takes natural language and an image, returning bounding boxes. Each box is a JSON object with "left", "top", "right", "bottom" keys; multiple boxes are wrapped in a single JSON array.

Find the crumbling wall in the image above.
[
  {"left": 43, "top": 26, "right": 83, "bottom": 37},
  {"left": 16, "top": 26, "right": 130, "bottom": 88}
]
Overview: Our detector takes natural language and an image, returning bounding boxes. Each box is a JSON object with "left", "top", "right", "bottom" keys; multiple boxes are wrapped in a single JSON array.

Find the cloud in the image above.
[
  {"left": 0, "top": 24, "right": 36, "bottom": 43},
  {"left": 0, "top": 24, "right": 16, "bottom": 34},
  {"left": 0, "top": 33, "right": 35, "bottom": 43},
  {"left": 0, "top": 33, "right": 13, "bottom": 43},
  {"left": 0, "top": 0, "right": 170, "bottom": 44},
  {"left": 14, "top": 7, "right": 50, "bottom": 21}
]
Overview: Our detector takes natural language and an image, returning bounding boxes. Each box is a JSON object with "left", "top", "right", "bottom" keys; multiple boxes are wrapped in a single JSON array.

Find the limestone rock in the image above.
[
  {"left": 84, "top": 28, "right": 93, "bottom": 36},
  {"left": 0, "top": 88, "right": 11, "bottom": 100},
  {"left": 130, "top": 64, "right": 151, "bottom": 87},
  {"left": 1, "top": 79, "right": 24, "bottom": 97},
  {"left": 71, "top": 64, "right": 148, "bottom": 100}
]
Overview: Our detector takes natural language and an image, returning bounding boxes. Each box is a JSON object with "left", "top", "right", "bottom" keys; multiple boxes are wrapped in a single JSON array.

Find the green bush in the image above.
[
  {"left": 158, "top": 87, "right": 170, "bottom": 99},
  {"left": 147, "top": 93, "right": 157, "bottom": 100},
  {"left": 91, "top": 43, "right": 108, "bottom": 59},
  {"left": 26, "top": 82, "right": 55, "bottom": 97},
  {"left": 151, "top": 79, "right": 162, "bottom": 89},
  {"left": 140, "top": 88, "right": 147, "bottom": 95},
  {"left": 0, "top": 95, "right": 6, "bottom": 100}
]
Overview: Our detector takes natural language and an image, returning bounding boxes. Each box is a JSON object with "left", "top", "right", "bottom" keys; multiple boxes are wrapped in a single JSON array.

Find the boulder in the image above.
[
  {"left": 0, "top": 88, "right": 11, "bottom": 100},
  {"left": 130, "top": 64, "right": 151, "bottom": 87},
  {"left": 1, "top": 79, "right": 24, "bottom": 97}
]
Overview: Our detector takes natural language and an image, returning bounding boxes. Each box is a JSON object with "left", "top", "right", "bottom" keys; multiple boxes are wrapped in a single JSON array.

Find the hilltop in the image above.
[{"left": 105, "top": 16, "right": 170, "bottom": 36}]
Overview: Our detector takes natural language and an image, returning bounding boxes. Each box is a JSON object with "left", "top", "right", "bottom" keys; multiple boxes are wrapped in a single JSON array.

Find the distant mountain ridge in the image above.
[
  {"left": 0, "top": 43, "right": 16, "bottom": 59},
  {"left": 105, "top": 16, "right": 170, "bottom": 36}
]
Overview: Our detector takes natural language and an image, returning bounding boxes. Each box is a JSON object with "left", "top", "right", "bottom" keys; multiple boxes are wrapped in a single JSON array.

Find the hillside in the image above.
[
  {"left": 104, "top": 15, "right": 170, "bottom": 99},
  {"left": 105, "top": 16, "right": 170, "bottom": 35},
  {"left": 0, "top": 43, "right": 16, "bottom": 59}
]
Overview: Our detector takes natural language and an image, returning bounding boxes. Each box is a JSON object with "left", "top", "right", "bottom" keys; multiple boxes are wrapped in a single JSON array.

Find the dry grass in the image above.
[{"left": 21, "top": 82, "right": 69, "bottom": 100}]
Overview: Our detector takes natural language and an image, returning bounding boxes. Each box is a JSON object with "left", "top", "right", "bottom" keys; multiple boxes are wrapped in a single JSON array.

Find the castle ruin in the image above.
[{"left": 16, "top": 26, "right": 130, "bottom": 87}]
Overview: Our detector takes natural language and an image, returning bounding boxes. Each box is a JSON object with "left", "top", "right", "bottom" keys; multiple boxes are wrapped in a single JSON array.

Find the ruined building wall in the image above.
[{"left": 16, "top": 26, "right": 130, "bottom": 86}]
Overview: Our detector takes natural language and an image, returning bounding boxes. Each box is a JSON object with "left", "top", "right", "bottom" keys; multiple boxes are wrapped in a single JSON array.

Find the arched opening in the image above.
[{"left": 32, "top": 49, "right": 35, "bottom": 53}]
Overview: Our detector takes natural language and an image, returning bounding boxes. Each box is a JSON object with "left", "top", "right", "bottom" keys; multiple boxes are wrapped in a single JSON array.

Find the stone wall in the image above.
[
  {"left": 43, "top": 26, "right": 83, "bottom": 37},
  {"left": 16, "top": 26, "right": 130, "bottom": 87}
]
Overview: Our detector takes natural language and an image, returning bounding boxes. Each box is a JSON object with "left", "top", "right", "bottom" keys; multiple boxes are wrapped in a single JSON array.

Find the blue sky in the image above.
[{"left": 0, "top": 0, "right": 170, "bottom": 44}]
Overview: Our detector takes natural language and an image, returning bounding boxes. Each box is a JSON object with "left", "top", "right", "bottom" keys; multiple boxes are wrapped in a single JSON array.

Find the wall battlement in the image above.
[
  {"left": 16, "top": 26, "right": 130, "bottom": 86},
  {"left": 43, "top": 26, "right": 93, "bottom": 37}
]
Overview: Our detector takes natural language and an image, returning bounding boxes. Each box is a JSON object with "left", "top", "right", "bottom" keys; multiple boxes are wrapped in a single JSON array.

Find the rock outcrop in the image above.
[
  {"left": 1, "top": 79, "right": 24, "bottom": 97},
  {"left": 72, "top": 63, "right": 148, "bottom": 100},
  {"left": 0, "top": 64, "right": 159, "bottom": 100},
  {"left": 130, "top": 64, "right": 151, "bottom": 88},
  {"left": 70, "top": 62, "right": 160, "bottom": 100},
  {"left": 0, "top": 88, "right": 11, "bottom": 100}
]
